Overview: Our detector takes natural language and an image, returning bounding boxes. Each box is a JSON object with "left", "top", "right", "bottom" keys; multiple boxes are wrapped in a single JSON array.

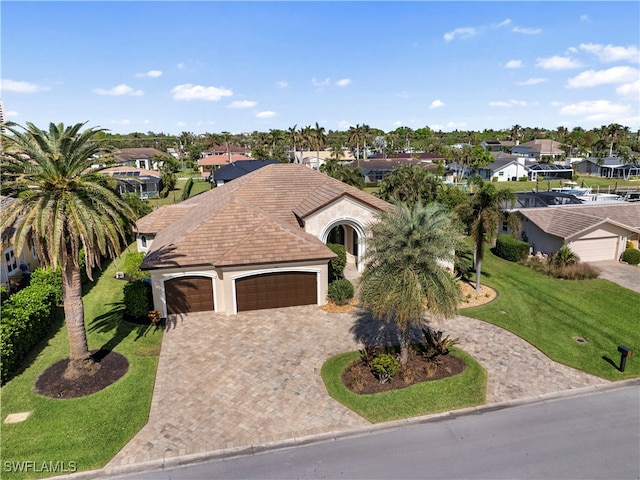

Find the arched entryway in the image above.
[{"left": 321, "top": 219, "right": 367, "bottom": 273}]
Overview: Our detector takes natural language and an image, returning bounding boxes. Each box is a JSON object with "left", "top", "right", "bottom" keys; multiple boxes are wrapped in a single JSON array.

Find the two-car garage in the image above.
[{"left": 163, "top": 271, "right": 319, "bottom": 315}]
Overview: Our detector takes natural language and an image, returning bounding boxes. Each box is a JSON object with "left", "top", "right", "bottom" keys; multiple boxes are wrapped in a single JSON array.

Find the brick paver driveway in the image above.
[{"left": 108, "top": 306, "right": 608, "bottom": 467}]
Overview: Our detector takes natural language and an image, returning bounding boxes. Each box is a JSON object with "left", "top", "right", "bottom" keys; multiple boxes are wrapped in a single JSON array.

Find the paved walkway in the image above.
[
  {"left": 107, "top": 305, "right": 608, "bottom": 468},
  {"left": 587, "top": 260, "right": 640, "bottom": 293}
]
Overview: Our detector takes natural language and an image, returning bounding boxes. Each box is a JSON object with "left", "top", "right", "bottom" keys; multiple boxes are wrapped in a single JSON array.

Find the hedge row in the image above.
[
  {"left": 495, "top": 234, "right": 530, "bottom": 263},
  {"left": 1, "top": 283, "right": 58, "bottom": 382}
]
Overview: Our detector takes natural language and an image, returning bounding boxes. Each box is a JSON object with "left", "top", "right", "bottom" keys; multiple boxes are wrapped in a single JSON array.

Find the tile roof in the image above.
[
  {"left": 519, "top": 203, "right": 640, "bottom": 239},
  {"left": 139, "top": 164, "right": 393, "bottom": 269},
  {"left": 198, "top": 154, "right": 253, "bottom": 166},
  {"left": 113, "top": 148, "right": 169, "bottom": 162}
]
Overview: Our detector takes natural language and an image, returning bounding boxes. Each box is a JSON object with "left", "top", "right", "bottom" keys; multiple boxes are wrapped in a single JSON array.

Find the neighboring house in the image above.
[
  {"left": 513, "top": 203, "right": 640, "bottom": 262},
  {"left": 136, "top": 164, "right": 392, "bottom": 316},
  {"left": 510, "top": 192, "right": 584, "bottom": 209},
  {"left": 476, "top": 154, "right": 529, "bottom": 182},
  {"left": 294, "top": 150, "right": 355, "bottom": 170},
  {"left": 211, "top": 160, "right": 279, "bottom": 186},
  {"left": 101, "top": 166, "right": 162, "bottom": 198},
  {"left": 197, "top": 154, "right": 253, "bottom": 175},
  {"left": 480, "top": 140, "right": 515, "bottom": 152},
  {"left": 511, "top": 139, "right": 564, "bottom": 161},
  {"left": 202, "top": 144, "right": 249, "bottom": 157},
  {"left": 111, "top": 148, "right": 171, "bottom": 170},
  {"left": 1, "top": 196, "right": 40, "bottom": 289},
  {"left": 574, "top": 156, "right": 640, "bottom": 179},
  {"left": 351, "top": 153, "right": 449, "bottom": 183}
]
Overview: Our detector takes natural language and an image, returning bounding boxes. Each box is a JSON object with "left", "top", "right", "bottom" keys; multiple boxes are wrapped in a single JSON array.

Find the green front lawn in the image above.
[
  {"left": 322, "top": 349, "right": 486, "bottom": 423},
  {"left": 0, "top": 254, "right": 163, "bottom": 480},
  {"left": 461, "top": 251, "right": 640, "bottom": 381}
]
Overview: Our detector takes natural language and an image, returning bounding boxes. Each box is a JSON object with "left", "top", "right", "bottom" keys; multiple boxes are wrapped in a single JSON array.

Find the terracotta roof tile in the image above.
[{"left": 139, "top": 164, "right": 392, "bottom": 270}]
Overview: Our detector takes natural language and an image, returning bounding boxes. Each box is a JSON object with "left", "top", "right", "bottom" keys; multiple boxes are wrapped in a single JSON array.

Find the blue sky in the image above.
[{"left": 2, "top": 1, "right": 639, "bottom": 135}]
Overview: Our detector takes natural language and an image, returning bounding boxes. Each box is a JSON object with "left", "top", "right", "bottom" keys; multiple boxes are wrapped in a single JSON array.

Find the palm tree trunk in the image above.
[
  {"left": 61, "top": 258, "right": 99, "bottom": 379},
  {"left": 398, "top": 328, "right": 410, "bottom": 368},
  {"left": 475, "top": 258, "right": 482, "bottom": 292}
]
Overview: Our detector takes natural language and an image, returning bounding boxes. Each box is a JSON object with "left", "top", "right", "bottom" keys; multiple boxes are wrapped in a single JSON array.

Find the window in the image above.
[
  {"left": 502, "top": 221, "right": 508, "bottom": 232},
  {"left": 498, "top": 171, "right": 504, "bottom": 176},
  {"left": 4, "top": 248, "right": 17, "bottom": 274},
  {"left": 141, "top": 236, "right": 147, "bottom": 248}
]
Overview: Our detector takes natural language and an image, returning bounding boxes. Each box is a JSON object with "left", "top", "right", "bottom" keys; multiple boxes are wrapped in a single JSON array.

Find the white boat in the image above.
[{"left": 550, "top": 181, "right": 591, "bottom": 195}]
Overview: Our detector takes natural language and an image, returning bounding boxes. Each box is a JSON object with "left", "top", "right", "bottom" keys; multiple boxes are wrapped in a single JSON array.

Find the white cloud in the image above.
[
  {"left": 505, "top": 60, "right": 523, "bottom": 69},
  {"left": 177, "top": 63, "right": 185, "bottom": 69},
  {"left": 337, "top": 120, "right": 351, "bottom": 129},
  {"left": 559, "top": 100, "right": 630, "bottom": 121},
  {"left": 171, "top": 84, "right": 233, "bottom": 101},
  {"left": 580, "top": 14, "right": 591, "bottom": 22},
  {"left": 512, "top": 26, "right": 541, "bottom": 35},
  {"left": 429, "top": 99, "right": 445, "bottom": 109},
  {"left": 136, "top": 70, "right": 163, "bottom": 78},
  {"left": 489, "top": 99, "right": 528, "bottom": 107},
  {"left": 536, "top": 56, "right": 582, "bottom": 70},
  {"left": 277, "top": 81, "right": 288, "bottom": 88},
  {"left": 393, "top": 120, "right": 403, "bottom": 127},
  {"left": 447, "top": 121, "right": 467, "bottom": 129},
  {"left": 616, "top": 79, "right": 640, "bottom": 99},
  {"left": 396, "top": 91, "right": 410, "bottom": 98},
  {"left": 566, "top": 66, "right": 639, "bottom": 88},
  {"left": 516, "top": 78, "right": 547, "bottom": 86},
  {"left": 312, "top": 77, "right": 331, "bottom": 87},
  {"left": 256, "top": 111, "right": 276, "bottom": 119},
  {"left": 228, "top": 100, "right": 257, "bottom": 108},
  {"left": 444, "top": 27, "right": 476, "bottom": 42},
  {"left": 335, "top": 78, "right": 351, "bottom": 87},
  {"left": 1, "top": 79, "right": 50, "bottom": 93},
  {"left": 177, "top": 121, "right": 187, "bottom": 127},
  {"left": 92, "top": 84, "right": 143, "bottom": 96},
  {"left": 5, "top": 110, "right": 18, "bottom": 117},
  {"left": 496, "top": 19, "right": 512, "bottom": 28},
  {"left": 579, "top": 43, "right": 640, "bottom": 63},
  {"left": 110, "top": 119, "right": 132, "bottom": 126}
]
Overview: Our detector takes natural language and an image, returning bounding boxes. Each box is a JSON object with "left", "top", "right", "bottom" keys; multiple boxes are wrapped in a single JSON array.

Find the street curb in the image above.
[{"left": 53, "top": 378, "right": 640, "bottom": 479}]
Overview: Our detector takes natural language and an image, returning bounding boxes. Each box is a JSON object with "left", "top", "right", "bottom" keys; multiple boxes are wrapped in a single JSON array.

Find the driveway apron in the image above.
[{"left": 108, "top": 306, "right": 609, "bottom": 467}]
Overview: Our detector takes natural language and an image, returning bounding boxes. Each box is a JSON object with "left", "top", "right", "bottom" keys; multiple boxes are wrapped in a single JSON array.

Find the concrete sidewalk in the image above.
[{"left": 105, "top": 305, "right": 608, "bottom": 469}]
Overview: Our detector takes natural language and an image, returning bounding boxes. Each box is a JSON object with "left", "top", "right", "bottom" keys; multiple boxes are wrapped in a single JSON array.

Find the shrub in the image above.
[
  {"left": 0, "top": 283, "right": 58, "bottom": 381},
  {"left": 551, "top": 244, "right": 580, "bottom": 267},
  {"left": 29, "top": 266, "right": 63, "bottom": 305},
  {"left": 123, "top": 280, "right": 153, "bottom": 319},
  {"left": 370, "top": 353, "right": 400, "bottom": 383},
  {"left": 181, "top": 177, "right": 194, "bottom": 201},
  {"left": 122, "top": 251, "right": 150, "bottom": 280},
  {"left": 417, "top": 327, "right": 459, "bottom": 359},
  {"left": 327, "top": 278, "right": 354, "bottom": 305},
  {"left": 327, "top": 243, "right": 347, "bottom": 281},
  {"left": 552, "top": 263, "right": 600, "bottom": 280},
  {"left": 622, "top": 248, "right": 640, "bottom": 265},
  {"left": 625, "top": 241, "right": 634, "bottom": 249},
  {"left": 495, "top": 234, "right": 530, "bottom": 263}
]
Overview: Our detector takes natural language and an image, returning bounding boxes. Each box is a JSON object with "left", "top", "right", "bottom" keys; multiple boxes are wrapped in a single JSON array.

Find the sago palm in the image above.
[
  {"left": 0, "top": 122, "right": 137, "bottom": 379},
  {"left": 358, "top": 202, "right": 463, "bottom": 367}
]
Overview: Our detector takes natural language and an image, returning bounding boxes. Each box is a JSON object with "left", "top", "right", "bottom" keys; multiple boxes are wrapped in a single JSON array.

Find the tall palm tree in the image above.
[
  {"left": 287, "top": 124, "right": 298, "bottom": 163},
  {"left": 359, "top": 202, "right": 463, "bottom": 368},
  {"left": 313, "top": 122, "right": 326, "bottom": 164},
  {"left": 0, "top": 122, "right": 137, "bottom": 379},
  {"left": 459, "top": 178, "right": 517, "bottom": 291}
]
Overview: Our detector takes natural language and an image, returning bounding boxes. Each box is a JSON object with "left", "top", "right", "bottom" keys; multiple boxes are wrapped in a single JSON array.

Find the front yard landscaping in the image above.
[
  {"left": 0, "top": 253, "right": 163, "bottom": 480},
  {"left": 460, "top": 250, "right": 640, "bottom": 381}
]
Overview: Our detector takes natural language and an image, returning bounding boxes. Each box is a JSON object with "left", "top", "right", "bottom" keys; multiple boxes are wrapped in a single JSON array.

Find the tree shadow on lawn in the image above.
[{"left": 88, "top": 302, "right": 163, "bottom": 353}]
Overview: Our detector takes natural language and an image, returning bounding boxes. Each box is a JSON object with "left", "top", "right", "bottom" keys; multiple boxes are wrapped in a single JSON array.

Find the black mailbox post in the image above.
[{"left": 617, "top": 345, "right": 633, "bottom": 372}]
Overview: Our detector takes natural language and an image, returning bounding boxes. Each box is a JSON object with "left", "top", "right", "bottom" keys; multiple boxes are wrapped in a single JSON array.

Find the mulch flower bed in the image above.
[
  {"left": 35, "top": 350, "right": 129, "bottom": 399},
  {"left": 342, "top": 353, "right": 466, "bottom": 395}
]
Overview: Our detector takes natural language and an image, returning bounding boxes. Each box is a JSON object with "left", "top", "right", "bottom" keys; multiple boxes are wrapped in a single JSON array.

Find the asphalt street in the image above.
[{"left": 118, "top": 384, "right": 640, "bottom": 480}]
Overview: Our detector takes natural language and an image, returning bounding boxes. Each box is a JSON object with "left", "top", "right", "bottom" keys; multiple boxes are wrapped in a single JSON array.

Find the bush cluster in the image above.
[
  {"left": 1, "top": 283, "right": 58, "bottom": 382},
  {"left": 181, "top": 177, "right": 194, "bottom": 201},
  {"left": 123, "top": 280, "right": 153, "bottom": 319},
  {"left": 622, "top": 248, "right": 640, "bottom": 265},
  {"left": 495, "top": 234, "right": 530, "bottom": 263},
  {"left": 123, "top": 252, "right": 150, "bottom": 280},
  {"left": 327, "top": 243, "right": 347, "bottom": 281},
  {"left": 524, "top": 256, "right": 600, "bottom": 280},
  {"left": 327, "top": 278, "right": 354, "bottom": 305},
  {"left": 29, "top": 266, "right": 63, "bottom": 305}
]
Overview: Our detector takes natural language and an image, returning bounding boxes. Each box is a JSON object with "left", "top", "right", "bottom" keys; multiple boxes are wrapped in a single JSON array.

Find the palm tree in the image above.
[
  {"left": 313, "top": 122, "right": 326, "bottom": 164},
  {"left": 359, "top": 202, "right": 463, "bottom": 368},
  {"left": 0, "top": 122, "right": 137, "bottom": 379},
  {"left": 459, "top": 177, "right": 517, "bottom": 291},
  {"left": 287, "top": 124, "right": 298, "bottom": 163}
]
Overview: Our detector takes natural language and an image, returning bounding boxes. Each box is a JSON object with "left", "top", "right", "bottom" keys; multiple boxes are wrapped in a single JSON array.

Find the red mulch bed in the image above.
[
  {"left": 342, "top": 353, "right": 466, "bottom": 394},
  {"left": 35, "top": 350, "right": 128, "bottom": 399}
]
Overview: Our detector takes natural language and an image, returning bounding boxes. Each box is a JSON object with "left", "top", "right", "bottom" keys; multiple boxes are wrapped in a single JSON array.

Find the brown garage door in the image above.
[
  {"left": 165, "top": 276, "right": 214, "bottom": 314},
  {"left": 236, "top": 272, "right": 317, "bottom": 312}
]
